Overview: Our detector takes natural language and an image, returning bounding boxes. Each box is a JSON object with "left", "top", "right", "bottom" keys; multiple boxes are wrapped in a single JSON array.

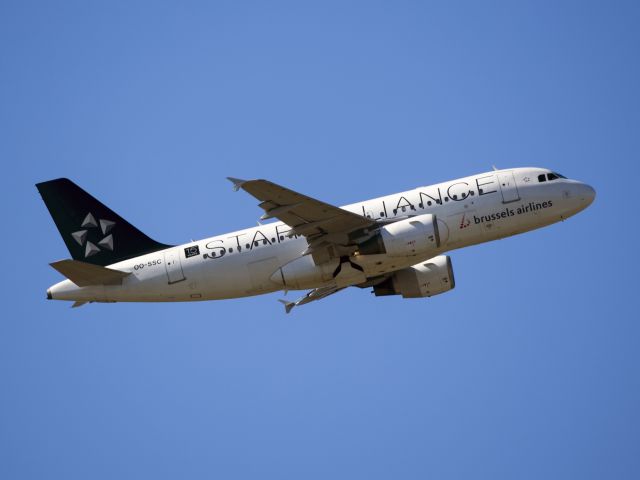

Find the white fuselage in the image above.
[{"left": 48, "top": 167, "right": 595, "bottom": 303}]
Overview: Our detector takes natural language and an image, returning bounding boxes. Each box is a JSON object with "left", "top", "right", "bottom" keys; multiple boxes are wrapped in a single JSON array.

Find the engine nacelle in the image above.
[
  {"left": 359, "top": 214, "right": 440, "bottom": 258},
  {"left": 373, "top": 255, "right": 455, "bottom": 298},
  {"left": 270, "top": 255, "right": 339, "bottom": 290}
]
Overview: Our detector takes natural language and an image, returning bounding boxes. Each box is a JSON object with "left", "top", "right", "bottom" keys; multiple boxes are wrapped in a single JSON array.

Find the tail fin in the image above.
[{"left": 36, "top": 178, "right": 172, "bottom": 266}]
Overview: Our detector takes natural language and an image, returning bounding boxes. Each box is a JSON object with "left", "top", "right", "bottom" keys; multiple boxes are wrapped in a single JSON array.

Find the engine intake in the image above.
[{"left": 373, "top": 255, "right": 455, "bottom": 298}]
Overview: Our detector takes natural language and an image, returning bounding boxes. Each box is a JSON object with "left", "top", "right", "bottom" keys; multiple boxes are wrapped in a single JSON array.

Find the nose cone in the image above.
[
  {"left": 560, "top": 181, "right": 595, "bottom": 218},
  {"left": 577, "top": 183, "right": 596, "bottom": 208}
]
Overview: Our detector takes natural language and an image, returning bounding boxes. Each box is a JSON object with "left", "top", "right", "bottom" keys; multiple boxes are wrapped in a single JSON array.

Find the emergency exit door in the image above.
[
  {"left": 164, "top": 248, "right": 185, "bottom": 284},
  {"left": 498, "top": 172, "right": 520, "bottom": 203}
]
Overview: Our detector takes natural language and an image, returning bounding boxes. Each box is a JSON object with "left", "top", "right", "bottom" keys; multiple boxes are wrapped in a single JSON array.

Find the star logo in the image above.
[
  {"left": 523, "top": 176, "right": 531, "bottom": 183},
  {"left": 71, "top": 213, "right": 116, "bottom": 258}
]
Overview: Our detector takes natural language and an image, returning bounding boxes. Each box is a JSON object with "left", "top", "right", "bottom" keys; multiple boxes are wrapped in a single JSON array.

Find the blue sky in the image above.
[{"left": 1, "top": 1, "right": 639, "bottom": 478}]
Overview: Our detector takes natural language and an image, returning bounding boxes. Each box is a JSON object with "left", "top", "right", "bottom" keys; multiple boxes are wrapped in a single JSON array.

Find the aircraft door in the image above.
[
  {"left": 498, "top": 172, "right": 520, "bottom": 203},
  {"left": 164, "top": 248, "right": 186, "bottom": 284}
]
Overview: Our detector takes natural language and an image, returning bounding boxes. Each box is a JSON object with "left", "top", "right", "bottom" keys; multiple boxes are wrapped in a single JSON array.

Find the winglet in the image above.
[
  {"left": 277, "top": 299, "right": 296, "bottom": 314},
  {"left": 227, "top": 177, "right": 247, "bottom": 192}
]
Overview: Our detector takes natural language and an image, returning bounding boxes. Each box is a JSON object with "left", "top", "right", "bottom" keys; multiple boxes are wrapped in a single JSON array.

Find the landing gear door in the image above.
[
  {"left": 498, "top": 172, "right": 520, "bottom": 203},
  {"left": 164, "top": 248, "right": 186, "bottom": 284}
]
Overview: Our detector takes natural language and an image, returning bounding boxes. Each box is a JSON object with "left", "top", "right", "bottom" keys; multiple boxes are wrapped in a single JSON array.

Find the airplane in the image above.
[{"left": 37, "top": 167, "right": 595, "bottom": 312}]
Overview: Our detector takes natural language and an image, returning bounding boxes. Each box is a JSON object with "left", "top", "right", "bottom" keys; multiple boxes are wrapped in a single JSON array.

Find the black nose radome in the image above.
[{"left": 47, "top": 289, "right": 52, "bottom": 300}]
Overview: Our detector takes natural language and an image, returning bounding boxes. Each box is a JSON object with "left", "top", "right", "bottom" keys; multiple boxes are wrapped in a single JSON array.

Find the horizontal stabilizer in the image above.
[{"left": 50, "top": 259, "right": 131, "bottom": 287}]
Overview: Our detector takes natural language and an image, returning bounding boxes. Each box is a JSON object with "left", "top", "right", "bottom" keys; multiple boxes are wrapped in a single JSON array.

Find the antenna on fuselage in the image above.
[{"left": 492, "top": 165, "right": 499, "bottom": 171}]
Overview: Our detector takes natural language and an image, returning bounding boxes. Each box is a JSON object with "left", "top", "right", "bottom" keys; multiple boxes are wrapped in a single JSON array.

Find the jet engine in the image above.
[
  {"left": 358, "top": 213, "right": 440, "bottom": 257},
  {"left": 373, "top": 255, "right": 455, "bottom": 298}
]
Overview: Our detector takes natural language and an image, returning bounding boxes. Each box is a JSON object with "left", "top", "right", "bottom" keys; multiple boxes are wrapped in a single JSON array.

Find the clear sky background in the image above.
[{"left": 1, "top": 1, "right": 639, "bottom": 478}]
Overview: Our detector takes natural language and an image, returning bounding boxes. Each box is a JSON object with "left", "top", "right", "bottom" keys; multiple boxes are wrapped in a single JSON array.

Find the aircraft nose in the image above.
[{"left": 577, "top": 183, "right": 596, "bottom": 207}]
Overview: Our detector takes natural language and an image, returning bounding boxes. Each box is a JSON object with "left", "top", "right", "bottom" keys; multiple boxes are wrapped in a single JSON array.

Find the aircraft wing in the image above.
[
  {"left": 276, "top": 273, "right": 391, "bottom": 313},
  {"left": 228, "top": 178, "right": 376, "bottom": 249}
]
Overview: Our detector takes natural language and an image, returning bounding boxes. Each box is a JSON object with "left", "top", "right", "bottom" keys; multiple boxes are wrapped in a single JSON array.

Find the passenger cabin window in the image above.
[{"left": 538, "top": 174, "right": 546, "bottom": 182}]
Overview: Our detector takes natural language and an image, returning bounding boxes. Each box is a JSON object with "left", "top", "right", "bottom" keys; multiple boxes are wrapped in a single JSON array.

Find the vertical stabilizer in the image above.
[{"left": 37, "top": 178, "right": 172, "bottom": 266}]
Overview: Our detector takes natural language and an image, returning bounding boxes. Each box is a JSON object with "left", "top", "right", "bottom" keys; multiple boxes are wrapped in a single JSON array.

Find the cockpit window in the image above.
[
  {"left": 538, "top": 174, "right": 547, "bottom": 182},
  {"left": 546, "top": 172, "right": 566, "bottom": 181}
]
